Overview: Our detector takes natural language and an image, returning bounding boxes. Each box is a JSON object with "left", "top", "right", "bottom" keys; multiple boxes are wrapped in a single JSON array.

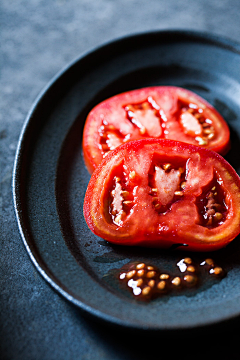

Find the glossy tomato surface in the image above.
[
  {"left": 83, "top": 139, "right": 240, "bottom": 252},
  {"left": 82, "top": 86, "right": 230, "bottom": 174}
]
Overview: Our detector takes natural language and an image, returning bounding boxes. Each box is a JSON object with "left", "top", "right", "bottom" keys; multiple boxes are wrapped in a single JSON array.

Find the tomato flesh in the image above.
[
  {"left": 83, "top": 86, "right": 230, "bottom": 173},
  {"left": 83, "top": 139, "right": 240, "bottom": 252}
]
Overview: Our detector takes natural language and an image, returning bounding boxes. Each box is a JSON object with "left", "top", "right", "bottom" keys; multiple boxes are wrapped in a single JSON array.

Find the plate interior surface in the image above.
[{"left": 13, "top": 31, "right": 240, "bottom": 330}]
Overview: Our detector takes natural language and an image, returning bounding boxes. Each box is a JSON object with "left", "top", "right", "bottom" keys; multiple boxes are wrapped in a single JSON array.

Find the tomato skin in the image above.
[
  {"left": 82, "top": 86, "right": 230, "bottom": 174},
  {"left": 83, "top": 139, "right": 240, "bottom": 252}
]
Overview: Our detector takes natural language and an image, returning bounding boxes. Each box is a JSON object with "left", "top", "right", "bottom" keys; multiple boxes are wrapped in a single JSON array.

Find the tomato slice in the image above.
[
  {"left": 82, "top": 86, "right": 230, "bottom": 173},
  {"left": 83, "top": 139, "right": 240, "bottom": 252}
]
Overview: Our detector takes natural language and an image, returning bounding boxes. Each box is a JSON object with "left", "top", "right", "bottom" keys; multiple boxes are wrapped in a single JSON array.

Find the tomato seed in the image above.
[
  {"left": 146, "top": 271, "right": 156, "bottom": 278},
  {"left": 184, "top": 257, "right": 192, "bottom": 265},
  {"left": 214, "top": 212, "right": 223, "bottom": 221},
  {"left": 174, "top": 191, "right": 184, "bottom": 196},
  {"left": 205, "top": 258, "right": 214, "bottom": 266},
  {"left": 157, "top": 281, "right": 166, "bottom": 290},
  {"left": 202, "top": 122, "right": 211, "bottom": 128},
  {"left": 141, "top": 102, "right": 149, "bottom": 110},
  {"left": 148, "top": 280, "right": 155, "bottom": 288},
  {"left": 210, "top": 267, "right": 223, "bottom": 275},
  {"left": 114, "top": 214, "right": 122, "bottom": 224},
  {"left": 203, "top": 128, "right": 212, "bottom": 135},
  {"left": 159, "top": 274, "right": 169, "bottom": 280},
  {"left": 150, "top": 188, "right": 158, "bottom": 194},
  {"left": 123, "top": 200, "right": 133, "bottom": 206},
  {"left": 172, "top": 277, "right": 181, "bottom": 286},
  {"left": 136, "top": 278, "right": 143, "bottom": 286},
  {"left": 129, "top": 171, "right": 136, "bottom": 179},
  {"left": 181, "top": 181, "right": 187, "bottom": 189},
  {"left": 126, "top": 270, "right": 136, "bottom": 279},
  {"left": 121, "top": 190, "right": 130, "bottom": 198},
  {"left": 136, "top": 263, "right": 145, "bottom": 270},
  {"left": 195, "top": 136, "right": 208, "bottom": 146},
  {"left": 187, "top": 265, "right": 196, "bottom": 273},
  {"left": 125, "top": 104, "right": 134, "bottom": 111},
  {"left": 147, "top": 266, "right": 154, "bottom": 270},
  {"left": 137, "top": 269, "right": 145, "bottom": 277},
  {"left": 184, "top": 275, "right": 197, "bottom": 285},
  {"left": 142, "top": 286, "right": 151, "bottom": 296},
  {"left": 163, "top": 163, "right": 171, "bottom": 171},
  {"left": 139, "top": 127, "right": 146, "bottom": 135}
]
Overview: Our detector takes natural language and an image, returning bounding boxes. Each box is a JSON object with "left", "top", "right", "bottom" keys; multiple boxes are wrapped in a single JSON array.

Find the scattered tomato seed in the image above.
[
  {"left": 210, "top": 267, "right": 223, "bottom": 275},
  {"left": 172, "top": 277, "right": 181, "bottom": 287},
  {"left": 184, "top": 275, "right": 197, "bottom": 285},
  {"left": 147, "top": 266, "right": 154, "bottom": 271},
  {"left": 146, "top": 271, "right": 156, "bottom": 278},
  {"left": 142, "top": 286, "right": 151, "bottom": 296},
  {"left": 187, "top": 265, "right": 196, "bottom": 273},
  {"left": 157, "top": 281, "right": 166, "bottom": 290},
  {"left": 126, "top": 270, "right": 136, "bottom": 279},
  {"left": 136, "top": 263, "right": 145, "bottom": 270},
  {"left": 184, "top": 257, "right": 192, "bottom": 265},
  {"left": 159, "top": 274, "right": 170, "bottom": 280},
  {"left": 119, "top": 258, "right": 224, "bottom": 300},
  {"left": 205, "top": 258, "right": 214, "bottom": 266},
  {"left": 137, "top": 269, "right": 145, "bottom": 277},
  {"left": 148, "top": 280, "right": 155, "bottom": 288},
  {"left": 136, "top": 278, "right": 143, "bottom": 287}
]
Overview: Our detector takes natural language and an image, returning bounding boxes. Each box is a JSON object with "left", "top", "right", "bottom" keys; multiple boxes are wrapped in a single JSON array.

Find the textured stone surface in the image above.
[{"left": 1, "top": 0, "right": 240, "bottom": 359}]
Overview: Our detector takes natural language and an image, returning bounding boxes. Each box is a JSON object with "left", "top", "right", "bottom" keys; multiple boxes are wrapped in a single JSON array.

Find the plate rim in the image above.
[{"left": 12, "top": 29, "right": 240, "bottom": 331}]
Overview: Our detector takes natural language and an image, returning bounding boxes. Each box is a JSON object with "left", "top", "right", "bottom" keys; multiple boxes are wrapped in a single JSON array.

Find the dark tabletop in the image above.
[{"left": 1, "top": 1, "right": 240, "bottom": 359}]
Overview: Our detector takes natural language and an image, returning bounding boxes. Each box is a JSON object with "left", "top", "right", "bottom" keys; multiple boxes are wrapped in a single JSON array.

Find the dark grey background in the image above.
[{"left": 1, "top": 1, "right": 240, "bottom": 359}]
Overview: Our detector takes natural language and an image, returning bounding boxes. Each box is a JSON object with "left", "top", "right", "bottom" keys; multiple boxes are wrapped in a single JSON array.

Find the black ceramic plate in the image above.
[{"left": 13, "top": 30, "right": 240, "bottom": 331}]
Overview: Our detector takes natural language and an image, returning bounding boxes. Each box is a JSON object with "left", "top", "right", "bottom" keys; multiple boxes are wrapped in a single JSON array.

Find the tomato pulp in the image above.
[
  {"left": 83, "top": 139, "right": 240, "bottom": 251},
  {"left": 82, "top": 86, "right": 230, "bottom": 173}
]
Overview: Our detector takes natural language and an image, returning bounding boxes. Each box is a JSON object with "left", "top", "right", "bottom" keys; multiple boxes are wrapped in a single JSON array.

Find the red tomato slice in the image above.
[
  {"left": 82, "top": 86, "right": 230, "bottom": 174},
  {"left": 83, "top": 139, "right": 240, "bottom": 252}
]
